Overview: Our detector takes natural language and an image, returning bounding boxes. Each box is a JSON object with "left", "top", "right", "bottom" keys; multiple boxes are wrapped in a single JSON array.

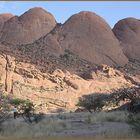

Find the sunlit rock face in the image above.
[
  {"left": 0, "top": 7, "right": 56, "bottom": 45},
  {"left": 113, "top": 18, "right": 140, "bottom": 62},
  {"left": 42, "top": 11, "right": 128, "bottom": 66}
]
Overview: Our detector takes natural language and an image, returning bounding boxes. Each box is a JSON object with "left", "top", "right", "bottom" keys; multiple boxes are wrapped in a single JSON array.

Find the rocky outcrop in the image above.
[
  {"left": 0, "top": 7, "right": 56, "bottom": 45},
  {"left": 113, "top": 18, "right": 140, "bottom": 62},
  {"left": 0, "top": 8, "right": 139, "bottom": 113},
  {"left": 0, "top": 53, "right": 15, "bottom": 93},
  {"left": 41, "top": 11, "right": 128, "bottom": 67},
  {"left": 88, "top": 64, "right": 122, "bottom": 80}
]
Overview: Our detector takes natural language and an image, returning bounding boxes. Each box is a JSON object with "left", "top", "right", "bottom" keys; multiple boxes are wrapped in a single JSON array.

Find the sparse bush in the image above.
[
  {"left": 10, "top": 98, "right": 27, "bottom": 106},
  {"left": 85, "top": 111, "right": 128, "bottom": 124},
  {"left": 77, "top": 87, "right": 140, "bottom": 113},
  {"left": 0, "top": 117, "right": 71, "bottom": 138},
  {"left": 77, "top": 94, "right": 109, "bottom": 112}
]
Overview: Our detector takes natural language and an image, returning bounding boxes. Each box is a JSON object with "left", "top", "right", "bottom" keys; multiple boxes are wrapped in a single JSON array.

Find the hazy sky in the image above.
[{"left": 0, "top": 1, "right": 140, "bottom": 28}]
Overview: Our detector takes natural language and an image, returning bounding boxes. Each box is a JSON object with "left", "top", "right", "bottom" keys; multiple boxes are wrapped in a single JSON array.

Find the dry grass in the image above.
[
  {"left": 127, "top": 113, "right": 140, "bottom": 137},
  {"left": 96, "top": 123, "right": 135, "bottom": 138},
  {"left": 0, "top": 118, "right": 71, "bottom": 138},
  {"left": 85, "top": 111, "right": 129, "bottom": 124},
  {"left": 0, "top": 111, "right": 139, "bottom": 138},
  {"left": 56, "top": 111, "right": 137, "bottom": 138}
]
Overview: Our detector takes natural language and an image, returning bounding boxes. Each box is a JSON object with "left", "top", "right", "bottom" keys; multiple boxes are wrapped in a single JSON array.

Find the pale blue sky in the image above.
[{"left": 0, "top": 1, "right": 140, "bottom": 28}]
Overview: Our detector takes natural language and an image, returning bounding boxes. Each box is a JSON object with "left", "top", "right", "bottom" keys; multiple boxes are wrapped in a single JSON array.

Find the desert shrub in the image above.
[
  {"left": 85, "top": 111, "right": 128, "bottom": 124},
  {"left": 10, "top": 98, "right": 32, "bottom": 106},
  {"left": 77, "top": 87, "right": 140, "bottom": 112},
  {"left": 76, "top": 94, "right": 109, "bottom": 112},
  {"left": 9, "top": 98, "right": 35, "bottom": 117},
  {"left": 110, "top": 87, "right": 140, "bottom": 113},
  {"left": 0, "top": 118, "right": 71, "bottom": 138}
]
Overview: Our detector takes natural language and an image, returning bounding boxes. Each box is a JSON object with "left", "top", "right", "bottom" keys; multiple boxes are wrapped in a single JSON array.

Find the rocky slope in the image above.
[
  {"left": 0, "top": 7, "right": 56, "bottom": 45},
  {"left": 31, "top": 11, "right": 128, "bottom": 67},
  {"left": 0, "top": 8, "right": 140, "bottom": 113},
  {"left": 0, "top": 42, "right": 137, "bottom": 112},
  {"left": 0, "top": 13, "right": 14, "bottom": 38},
  {"left": 113, "top": 18, "right": 140, "bottom": 62}
]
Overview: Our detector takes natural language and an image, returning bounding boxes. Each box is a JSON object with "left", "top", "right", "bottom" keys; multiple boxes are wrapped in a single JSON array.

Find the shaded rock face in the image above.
[
  {"left": 0, "top": 7, "right": 56, "bottom": 45},
  {"left": 113, "top": 18, "right": 140, "bottom": 62},
  {"left": 0, "top": 14, "right": 13, "bottom": 38},
  {"left": 43, "top": 11, "right": 128, "bottom": 67}
]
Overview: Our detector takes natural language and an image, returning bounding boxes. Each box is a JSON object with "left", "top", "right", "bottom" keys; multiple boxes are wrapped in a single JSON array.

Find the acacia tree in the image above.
[{"left": 77, "top": 87, "right": 140, "bottom": 113}]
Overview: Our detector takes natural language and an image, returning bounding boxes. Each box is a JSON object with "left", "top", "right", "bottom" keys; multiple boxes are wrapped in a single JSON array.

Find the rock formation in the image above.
[
  {"left": 113, "top": 18, "right": 140, "bottom": 62},
  {"left": 0, "top": 13, "right": 13, "bottom": 38},
  {"left": 0, "top": 8, "right": 139, "bottom": 113},
  {"left": 0, "top": 7, "right": 56, "bottom": 45},
  {"left": 37, "top": 11, "right": 128, "bottom": 67}
]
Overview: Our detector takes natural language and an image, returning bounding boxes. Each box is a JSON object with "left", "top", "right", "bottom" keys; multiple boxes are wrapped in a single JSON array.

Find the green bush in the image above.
[
  {"left": 76, "top": 94, "right": 109, "bottom": 112},
  {"left": 10, "top": 98, "right": 31, "bottom": 106}
]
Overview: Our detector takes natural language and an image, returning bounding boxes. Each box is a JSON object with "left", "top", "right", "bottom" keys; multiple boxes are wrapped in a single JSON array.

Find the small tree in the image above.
[
  {"left": 76, "top": 94, "right": 109, "bottom": 113},
  {"left": 77, "top": 87, "right": 140, "bottom": 113}
]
